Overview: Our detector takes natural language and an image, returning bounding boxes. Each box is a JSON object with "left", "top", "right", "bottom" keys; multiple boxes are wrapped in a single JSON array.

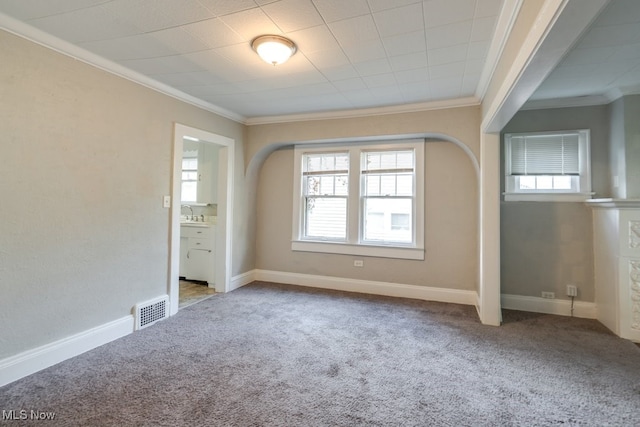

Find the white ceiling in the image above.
[
  {"left": 0, "top": 0, "right": 638, "bottom": 121},
  {"left": 0, "top": 0, "right": 504, "bottom": 121},
  {"left": 528, "top": 0, "right": 640, "bottom": 107}
]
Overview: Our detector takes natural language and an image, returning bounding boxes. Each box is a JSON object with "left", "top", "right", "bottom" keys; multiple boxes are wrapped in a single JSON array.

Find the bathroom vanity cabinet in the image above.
[{"left": 179, "top": 224, "right": 215, "bottom": 286}]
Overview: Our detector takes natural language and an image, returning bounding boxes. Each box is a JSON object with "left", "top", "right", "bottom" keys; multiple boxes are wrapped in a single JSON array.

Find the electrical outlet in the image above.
[
  {"left": 353, "top": 260, "right": 364, "bottom": 267},
  {"left": 541, "top": 292, "right": 555, "bottom": 299},
  {"left": 567, "top": 284, "right": 578, "bottom": 297}
]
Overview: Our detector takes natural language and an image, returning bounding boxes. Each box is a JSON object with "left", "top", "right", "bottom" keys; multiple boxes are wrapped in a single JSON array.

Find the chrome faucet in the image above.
[{"left": 182, "top": 205, "right": 194, "bottom": 220}]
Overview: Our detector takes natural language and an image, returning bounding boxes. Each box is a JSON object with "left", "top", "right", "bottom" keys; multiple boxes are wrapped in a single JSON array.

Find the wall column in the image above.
[{"left": 479, "top": 132, "right": 501, "bottom": 325}]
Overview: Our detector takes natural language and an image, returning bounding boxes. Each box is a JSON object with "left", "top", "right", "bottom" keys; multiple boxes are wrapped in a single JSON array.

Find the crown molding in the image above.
[
  {"left": 522, "top": 86, "right": 640, "bottom": 111},
  {"left": 244, "top": 96, "right": 480, "bottom": 126},
  {"left": 521, "top": 94, "right": 610, "bottom": 110},
  {"left": 475, "top": 0, "right": 524, "bottom": 102},
  {"left": 605, "top": 86, "right": 640, "bottom": 102},
  {"left": 0, "top": 12, "right": 246, "bottom": 124}
]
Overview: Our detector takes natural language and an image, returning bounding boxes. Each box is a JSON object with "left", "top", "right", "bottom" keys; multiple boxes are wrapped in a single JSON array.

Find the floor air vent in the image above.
[{"left": 134, "top": 295, "right": 169, "bottom": 330}]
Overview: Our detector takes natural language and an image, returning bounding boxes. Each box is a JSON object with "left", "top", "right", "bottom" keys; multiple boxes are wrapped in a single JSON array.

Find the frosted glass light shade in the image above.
[{"left": 251, "top": 35, "right": 297, "bottom": 65}]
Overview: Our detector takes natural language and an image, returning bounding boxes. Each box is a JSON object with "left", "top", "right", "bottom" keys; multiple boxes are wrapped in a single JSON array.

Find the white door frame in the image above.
[{"left": 169, "top": 123, "right": 235, "bottom": 316}]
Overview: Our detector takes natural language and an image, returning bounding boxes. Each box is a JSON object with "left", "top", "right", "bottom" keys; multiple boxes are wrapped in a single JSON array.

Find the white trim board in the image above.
[
  {"left": 254, "top": 269, "right": 478, "bottom": 306},
  {"left": 230, "top": 271, "right": 256, "bottom": 292},
  {"left": 0, "top": 316, "right": 134, "bottom": 387},
  {"left": 0, "top": 12, "right": 244, "bottom": 124},
  {"left": 501, "top": 294, "right": 597, "bottom": 319}
]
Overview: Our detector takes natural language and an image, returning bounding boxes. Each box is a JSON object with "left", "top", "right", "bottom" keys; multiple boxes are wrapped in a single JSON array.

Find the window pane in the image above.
[
  {"left": 364, "top": 150, "right": 414, "bottom": 171},
  {"left": 553, "top": 175, "right": 571, "bottom": 189},
  {"left": 391, "top": 213, "right": 410, "bottom": 230},
  {"left": 182, "top": 158, "right": 197, "bottom": 170},
  {"left": 305, "top": 197, "right": 347, "bottom": 239},
  {"left": 536, "top": 176, "right": 553, "bottom": 189},
  {"left": 182, "top": 171, "right": 197, "bottom": 180},
  {"left": 306, "top": 155, "right": 321, "bottom": 172},
  {"left": 304, "top": 152, "right": 348, "bottom": 173},
  {"left": 363, "top": 198, "right": 412, "bottom": 243},
  {"left": 380, "top": 175, "right": 396, "bottom": 195},
  {"left": 396, "top": 174, "right": 413, "bottom": 196},
  {"left": 519, "top": 176, "right": 535, "bottom": 189},
  {"left": 335, "top": 155, "right": 349, "bottom": 170},
  {"left": 320, "top": 176, "right": 334, "bottom": 195},
  {"left": 396, "top": 151, "right": 413, "bottom": 168},
  {"left": 306, "top": 175, "right": 348, "bottom": 196},
  {"left": 380, "top": 152, "right": 396, "bottom": 169},
  {"left": 306, "top": 176, "right": 321, "bottom": 195},
  {"left": 365, "top": 175, "right": 380, "bottom": 196},
  {"left": 335, "top": 175, "right": 348, "bottom": 195},
  {"left": 321, "top": 155, "right": 335, "bottom": 170},
  {"left": 366, "top": 153, "right": 381, "bottom": 170}
]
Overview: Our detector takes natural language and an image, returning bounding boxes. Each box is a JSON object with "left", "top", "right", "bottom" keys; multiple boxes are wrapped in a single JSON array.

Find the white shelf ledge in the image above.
[{"left": 585, "top": 198, "right": 640, "bottom": 209}]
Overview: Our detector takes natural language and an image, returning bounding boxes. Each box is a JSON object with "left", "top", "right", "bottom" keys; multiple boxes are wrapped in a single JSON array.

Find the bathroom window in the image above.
[
  {"left": 181, "top": 157, "right": 198, "bottom": 202},
  {"left": 292, "top": 140, "right": 424, "bottom": 260},
  {"left": 504, "top": 130, "right": 592, "bottom": 201}
]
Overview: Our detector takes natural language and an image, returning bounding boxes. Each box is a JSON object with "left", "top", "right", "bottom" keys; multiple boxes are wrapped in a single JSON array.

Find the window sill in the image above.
[
  {"left": 503, "top": 192, "right": 594, "bottom": 202},
  {"left": 291, "top": 240, "right": 424, "bottom": 260}
]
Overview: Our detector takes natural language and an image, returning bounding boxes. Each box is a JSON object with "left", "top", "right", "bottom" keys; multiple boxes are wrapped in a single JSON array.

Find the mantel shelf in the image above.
[{"left": 585, "top": 198, "right": 640, "bottom": 209}]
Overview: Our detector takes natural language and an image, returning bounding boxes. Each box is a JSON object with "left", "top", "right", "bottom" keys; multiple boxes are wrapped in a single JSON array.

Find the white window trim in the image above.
[
  {"left": 292, "top": 140, "right": 425, "bottom": 260},
  {"left": 503, "top": 129, "right": 593, "bottom": 202}
]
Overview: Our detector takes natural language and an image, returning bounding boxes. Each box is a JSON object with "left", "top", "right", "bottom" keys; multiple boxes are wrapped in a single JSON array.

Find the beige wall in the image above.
[
  {"left": 249, "top": 107, "right": 480, "bottom": 290},
  {"left": 246, "top": 107, "right": 482, "bottom": 168},
  {"left": 0, "top": 30, "right": 250, "bottom": 358}
]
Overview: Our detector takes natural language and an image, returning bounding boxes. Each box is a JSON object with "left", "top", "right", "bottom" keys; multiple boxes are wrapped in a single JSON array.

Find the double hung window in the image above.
[
  {"left": 302, "top": 152, "right": 349, "bottom": 240},
  {"left": 504, "top": 130, "right": 592, "bottom": 201},
  {"left": 361, "top": 150, "right": 414, "bottom": 244},
  {"left": 292, "top": 140, "right": 424, "bottom": 260}
]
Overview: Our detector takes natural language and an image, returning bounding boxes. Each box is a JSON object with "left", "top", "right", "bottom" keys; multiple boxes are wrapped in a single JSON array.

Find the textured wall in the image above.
[
  {"left": 623, "top": 95, "right": 640, "bottom": 198},
  {"left": 609, "top": 98, "right": 627, "bottom": 198},
  {"left": 501, "top": 202, "right": 594, "bottom": 300},
  {"left": 605, "top": 95, "right": 640, "bottom": 199},
  {"left": 0, "top": 30, "right": 248, "bottom": 359}
]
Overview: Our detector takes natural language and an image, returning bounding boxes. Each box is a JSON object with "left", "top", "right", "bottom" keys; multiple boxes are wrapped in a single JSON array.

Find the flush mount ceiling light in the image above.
[{"left": 251, "top": 35, "right": 297, "bottom": 65}]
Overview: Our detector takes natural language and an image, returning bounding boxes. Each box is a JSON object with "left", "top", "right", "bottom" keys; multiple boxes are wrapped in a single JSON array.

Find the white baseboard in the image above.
[
  {"left": 254, "top": 269, "right": 478, "bottom": 306},
  {"left": 501, "top": 294, "right": 597, "bottom": 319},
  {"left": 0, "top": 316, "right": 134, "bottom": 387},
  {"left": 229, "top": 270, "right": 256, "bottom": 292}
]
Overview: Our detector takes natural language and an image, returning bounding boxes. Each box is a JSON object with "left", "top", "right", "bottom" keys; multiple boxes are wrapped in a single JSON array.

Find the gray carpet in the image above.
[{"left": 1, "top": 282, "right": 639, "bottom": 426}]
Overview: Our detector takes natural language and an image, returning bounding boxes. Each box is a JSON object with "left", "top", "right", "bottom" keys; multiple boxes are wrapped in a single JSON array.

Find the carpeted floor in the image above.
[{"left": 1, "top": 281, "right": 639, "bottom": 426}]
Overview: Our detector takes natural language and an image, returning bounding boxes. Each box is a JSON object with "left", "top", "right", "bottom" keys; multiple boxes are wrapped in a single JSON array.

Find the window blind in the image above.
[{"left": 509, "top": 133, "right": 579, "bottom": 175}]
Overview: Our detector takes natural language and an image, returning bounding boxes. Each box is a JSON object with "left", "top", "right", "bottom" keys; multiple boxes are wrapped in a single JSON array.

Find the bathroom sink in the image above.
[{"left": 180, "top": 221, "right": 210, "bottom": 227}]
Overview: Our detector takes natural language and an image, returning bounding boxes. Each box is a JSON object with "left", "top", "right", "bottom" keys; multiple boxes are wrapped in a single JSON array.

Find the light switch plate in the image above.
[{"left": 163, "top": 195, "right": 171, "bottom": 208}]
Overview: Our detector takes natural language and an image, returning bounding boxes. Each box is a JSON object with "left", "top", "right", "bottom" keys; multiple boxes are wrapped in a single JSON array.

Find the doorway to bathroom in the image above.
[{"left": 169, "top": 123, "right": 235, "bottom": 316}]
